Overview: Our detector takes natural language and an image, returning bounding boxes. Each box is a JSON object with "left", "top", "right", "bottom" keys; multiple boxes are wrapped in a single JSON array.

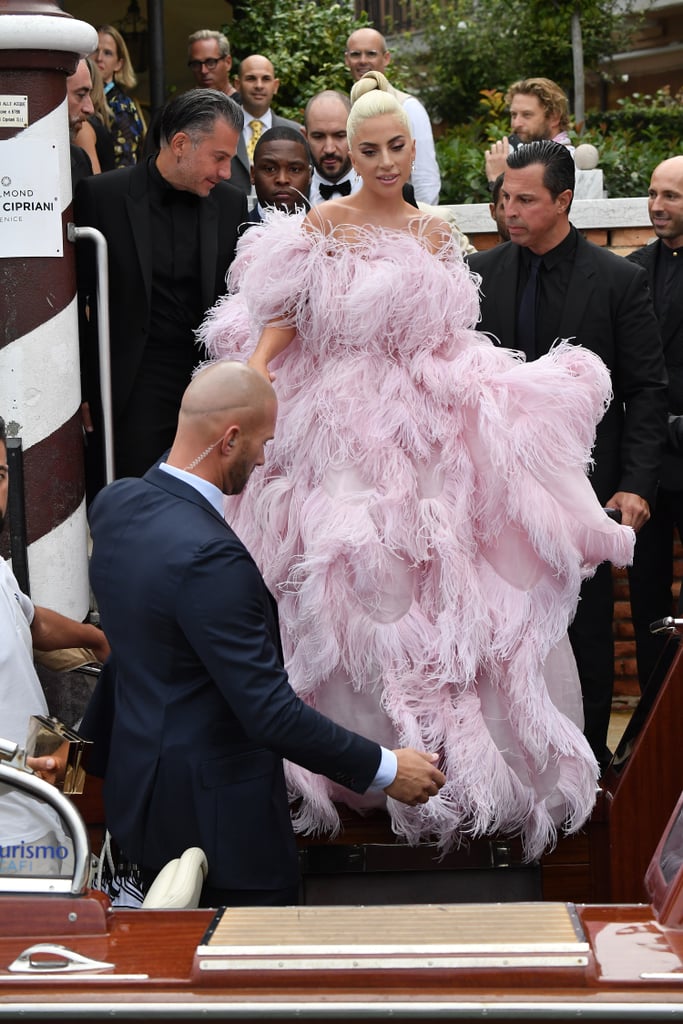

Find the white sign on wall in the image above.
[
  {"left": 0, "top": 138, "right": 62, "bottom": 258},
  {"left": 0, "top": 96, "right": 28, "bottom": 128}
]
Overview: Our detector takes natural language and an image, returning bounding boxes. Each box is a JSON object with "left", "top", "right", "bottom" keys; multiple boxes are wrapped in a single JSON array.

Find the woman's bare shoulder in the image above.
[{"left": 303, "top": 199, "right": 348, "bottom": 236}]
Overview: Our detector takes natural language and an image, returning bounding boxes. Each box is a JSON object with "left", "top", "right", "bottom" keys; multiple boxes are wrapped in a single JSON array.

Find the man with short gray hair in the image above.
[{"left": 187, "top": 29, "right": 238, "bottom": 99}]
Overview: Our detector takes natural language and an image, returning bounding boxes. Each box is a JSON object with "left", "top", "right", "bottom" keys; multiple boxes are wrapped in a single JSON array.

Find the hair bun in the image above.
[{"left": 350, "top": 70, "right": 390, "bottom": 105}]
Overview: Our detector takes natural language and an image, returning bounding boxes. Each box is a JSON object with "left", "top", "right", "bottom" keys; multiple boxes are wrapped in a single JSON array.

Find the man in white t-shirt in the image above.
[{"left": 0, "top": 417, "right": 109, "bottom": 877}]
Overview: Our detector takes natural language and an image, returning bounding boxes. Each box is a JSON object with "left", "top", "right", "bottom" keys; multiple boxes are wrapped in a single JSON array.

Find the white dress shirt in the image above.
[{"left": 310, "top": 168, "right": 361, "bottom": 206}]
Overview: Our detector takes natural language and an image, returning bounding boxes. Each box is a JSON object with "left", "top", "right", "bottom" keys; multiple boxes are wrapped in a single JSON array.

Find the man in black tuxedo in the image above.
[
  {"left": 76, "top": 90, "right": 248, "bottom": 488},
  {"left": 86, "top": 361, "right": 445, "bottom": 907},
  {"left": 469, "top": 140, "right": 667, "bottom": 770},
  {"left": 228, "top": 55, "right": 303, "bottom": 197},
  {"left": 304, "top": 90, "right": 357, "bottom": 205},
  {"left": 627, "top": 156, "right": 683, "bottom": 691}
]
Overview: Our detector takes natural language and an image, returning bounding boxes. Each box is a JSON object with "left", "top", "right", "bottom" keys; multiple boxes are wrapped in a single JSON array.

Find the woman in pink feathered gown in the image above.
[{"left": 197, "top": 73, "right": 634, "bottom": 860}]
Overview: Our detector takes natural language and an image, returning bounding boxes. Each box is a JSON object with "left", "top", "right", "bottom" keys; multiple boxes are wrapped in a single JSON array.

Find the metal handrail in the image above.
[
  {"left": 67, "top": 223, "right": 114, "bottom": 486},
  {"left": 0, "top": 738, "right": 91, "bottom": 896}
]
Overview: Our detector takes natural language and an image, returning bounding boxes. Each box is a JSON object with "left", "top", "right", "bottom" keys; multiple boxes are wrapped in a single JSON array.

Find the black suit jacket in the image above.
[
  {"left": 86, "top": 467, "right": 382, "bottom": 890},
  {"left": 75, "top": 160, "right": 248, "bottom": 419},
  {"left": 229, "top": 112, "right": 304, "bottom": 194},
  {"left": 469, "top": 232, "right": 667, "bottom": 505},
  {"left": 628, "top": 238, "right": 683, "bottom": 488}
]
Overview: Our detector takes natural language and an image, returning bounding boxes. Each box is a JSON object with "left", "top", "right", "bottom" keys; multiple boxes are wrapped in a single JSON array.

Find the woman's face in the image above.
[
  {"left": 350, "top": 113, "right": 415, "bottom": 195},
  {"left": 93, "top": 32, "right": 122, "bottom": 85}
]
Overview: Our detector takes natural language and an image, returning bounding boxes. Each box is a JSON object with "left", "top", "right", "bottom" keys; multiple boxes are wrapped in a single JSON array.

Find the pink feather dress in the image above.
[{"left": 197, "top": 211, "right": 635, "bottom": 860}]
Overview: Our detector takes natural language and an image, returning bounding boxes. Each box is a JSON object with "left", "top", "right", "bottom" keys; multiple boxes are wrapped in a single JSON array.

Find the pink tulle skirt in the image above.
[{"left": 197, "top": 212, "right": 634, "bottom": 859}]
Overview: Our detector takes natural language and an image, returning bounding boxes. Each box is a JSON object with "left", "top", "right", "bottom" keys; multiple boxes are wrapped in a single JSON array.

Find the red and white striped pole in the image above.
[{"left": 0, "top": 1, "right": 96, "bottom": 619}]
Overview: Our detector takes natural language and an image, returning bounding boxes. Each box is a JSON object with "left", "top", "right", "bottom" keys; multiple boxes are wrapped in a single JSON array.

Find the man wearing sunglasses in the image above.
[{"left": 187, "top": 30, "right": 240, "bottom": 101}]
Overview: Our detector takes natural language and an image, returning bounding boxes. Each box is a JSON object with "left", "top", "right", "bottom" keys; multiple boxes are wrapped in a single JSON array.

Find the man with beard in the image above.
[
  {"left": 0, "top": 416, "right": 109, "bottom": 877},
  {"left": 485, "top": 77, "right": 574, "bottom": 194},
  {"left": 303, "top": 90, "right": 357, "bottom": 205},
  {"left": 85, "top": 361, "right": 445, "bottom": 908},
  {"left": 66, "top": 59, "right": 96, "bottom": 187}
]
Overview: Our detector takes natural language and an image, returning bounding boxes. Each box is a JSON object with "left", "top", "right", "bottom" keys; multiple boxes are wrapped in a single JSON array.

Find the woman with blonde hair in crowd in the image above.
[
  {"left": 93, "top": 25, "right": 145, "bottom": 167},
  {"left": 197, "top": 71, "right": 634, "bottom": 861},
  {"left": 86, "top": 57, "right": 116, "bottom": 171}
]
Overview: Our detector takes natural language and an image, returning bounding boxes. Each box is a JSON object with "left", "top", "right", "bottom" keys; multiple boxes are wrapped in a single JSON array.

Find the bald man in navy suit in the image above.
[{"left": 86, "top": 362, "right": 445, "bottom": 907}]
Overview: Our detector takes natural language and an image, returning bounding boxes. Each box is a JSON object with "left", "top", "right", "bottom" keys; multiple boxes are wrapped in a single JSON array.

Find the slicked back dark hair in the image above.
[
  {"left": 507, "top": 140, "right": 575, "bottom": 207},
  {"left": 253, "top": 126, "right": 311, "bottom": 164},
  {"left": 159, "top": 89, "right": 244, "bottom": 147}
]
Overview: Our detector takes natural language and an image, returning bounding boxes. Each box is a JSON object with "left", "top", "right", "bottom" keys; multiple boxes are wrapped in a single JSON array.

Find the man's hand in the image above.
[
  {"left": 26, "top": 747, "right": 68, "bottom": 787},
  {"left": 384, "top": 749, "right": 445, "bottom": 806},
  {"left": 606, "top": 491, "right": 650, "bottom": 532},
  {"left": 485, "top": 137, "right": 510, "bottom": 186},
  {"left": 88, "top": 630, "right": 111, "bottom": 664}
]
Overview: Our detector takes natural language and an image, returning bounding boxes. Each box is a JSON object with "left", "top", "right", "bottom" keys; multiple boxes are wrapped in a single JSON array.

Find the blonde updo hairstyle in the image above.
[{"left": 347, "top": 71, "right": 411, "bottom": 145}]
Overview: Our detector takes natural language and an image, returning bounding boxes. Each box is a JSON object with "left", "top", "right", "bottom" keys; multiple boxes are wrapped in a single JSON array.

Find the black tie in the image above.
[
  {"left": 516, "top": 253, "right": 542, "bottom": 361},
  {"left": 319, "top": 179, "right": 352, "bottom": 200}
]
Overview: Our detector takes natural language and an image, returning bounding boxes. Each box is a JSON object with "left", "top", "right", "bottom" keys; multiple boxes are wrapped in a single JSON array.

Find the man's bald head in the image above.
[
  {"left": 344, "top": 28, "right": 390, "bottom": 83},
  {"left": 169, "top": 361, "right": 277, "bottom": 493},
  {"left": 648, "top": 155, "right": 683, "bottom": 250},
  {"left": 181, "top": 360, "right": 274, "bottom": 426}
]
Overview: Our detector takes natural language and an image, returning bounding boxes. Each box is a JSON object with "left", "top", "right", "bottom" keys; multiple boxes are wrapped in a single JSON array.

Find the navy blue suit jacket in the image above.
[{"left": 87, "top": 466, "right": 381, "bottom": 890}]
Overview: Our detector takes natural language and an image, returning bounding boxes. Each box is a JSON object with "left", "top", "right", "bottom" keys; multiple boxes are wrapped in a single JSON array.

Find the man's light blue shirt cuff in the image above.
[{"left": 369, "top": 747, "right": 397, "bottom": 791}]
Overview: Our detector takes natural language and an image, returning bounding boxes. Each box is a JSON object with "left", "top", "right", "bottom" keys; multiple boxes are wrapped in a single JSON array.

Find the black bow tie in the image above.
[{"left": 319, "top": 179, "right": 352, "bottom": 200}]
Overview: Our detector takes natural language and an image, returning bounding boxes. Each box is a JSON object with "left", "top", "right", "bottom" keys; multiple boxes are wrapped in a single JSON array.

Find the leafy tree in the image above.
[
  {"left": 224, "top": 2, "right": 369, "bottom": 121},
  {"left": 413, "top": 0, "right": 639, "bottom": 127}
]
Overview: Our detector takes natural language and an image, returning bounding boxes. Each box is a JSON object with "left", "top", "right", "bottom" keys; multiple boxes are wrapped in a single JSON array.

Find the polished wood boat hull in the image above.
[{"left": 2, "top": 893, "right": 683, "bottom": 1019}]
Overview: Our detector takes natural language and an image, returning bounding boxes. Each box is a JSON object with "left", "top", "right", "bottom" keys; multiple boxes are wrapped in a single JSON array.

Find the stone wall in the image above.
[{"left": 451, "top": 197, "right": 679, "bottom": 698}]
